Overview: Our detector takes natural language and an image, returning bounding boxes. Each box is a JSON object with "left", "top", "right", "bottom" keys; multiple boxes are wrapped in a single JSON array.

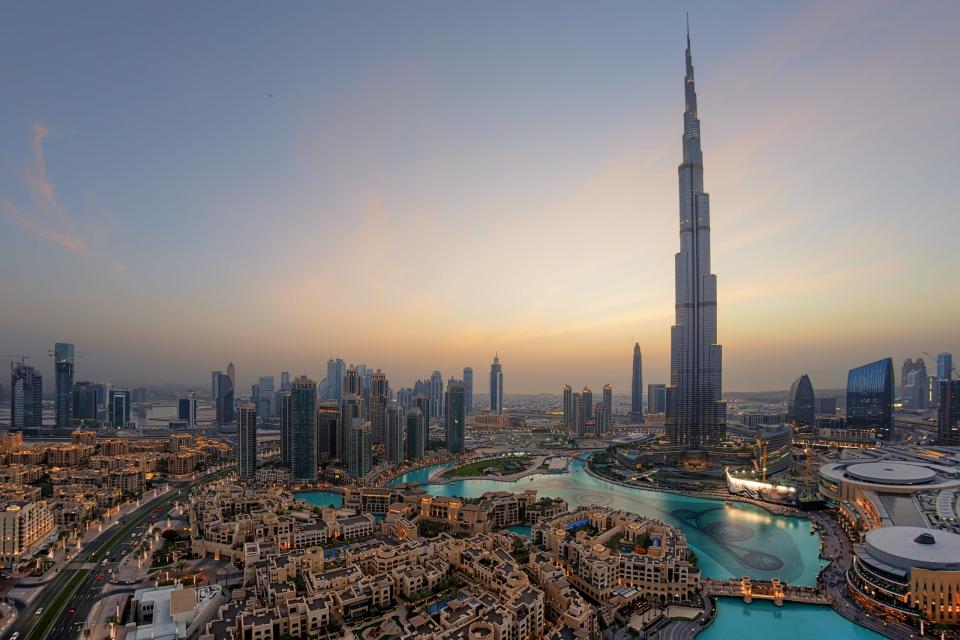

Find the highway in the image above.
[{"left": 6, "top": 467, "right": 231, "bottom": 640}]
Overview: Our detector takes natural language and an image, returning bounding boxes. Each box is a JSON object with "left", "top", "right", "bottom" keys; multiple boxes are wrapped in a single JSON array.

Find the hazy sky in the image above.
[{"left": 1, "top": 1, "right": 957, "bottom": 394}]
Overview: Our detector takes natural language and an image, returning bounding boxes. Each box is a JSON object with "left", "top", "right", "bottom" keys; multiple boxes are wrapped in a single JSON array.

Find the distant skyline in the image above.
[{"left": 1, "top": 2, "right": 957, "bottom": 393}]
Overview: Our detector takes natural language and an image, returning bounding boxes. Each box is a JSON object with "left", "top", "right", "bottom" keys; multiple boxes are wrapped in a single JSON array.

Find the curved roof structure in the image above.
[{"left": 865, "top": 526, "right": 960, "bottom": 571}]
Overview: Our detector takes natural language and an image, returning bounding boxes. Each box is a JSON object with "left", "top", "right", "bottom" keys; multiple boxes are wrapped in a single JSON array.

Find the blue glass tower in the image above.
[{"left": 846, "top": 358, "right": 894, "bottom": 440}]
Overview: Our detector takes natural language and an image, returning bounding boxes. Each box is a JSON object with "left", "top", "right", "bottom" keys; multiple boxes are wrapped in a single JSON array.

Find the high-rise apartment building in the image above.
[
  {"left": 54, "top": 342, "right": 75, "bottom": 430},
  {"left": 665, "top": 31, "right": 726, "bottom": 448},
  {"left": 386, "top": 403, "right": 405, "bottom": 464},
  {"left": 280, "top": 371, "right": 291, "bottom": 391},
  {"left": 348, "top": 421, "right": 372, "bottom": 479},
  {"left": 340, "top": 394, "right": 362, "bottom": 468},
  {"left": 227, "top": 362, "right": 236, "bottom": 388},
  {"left": 573, "top": 393, "right": 585, "bottom": 437},
  {"left": 847, "top": 358, "right": 894, "bottom": 441},
  {"left": 489, "top": 355, "right": 503, "bottom": 415},
  {"left": 938, "top": 353, "right": 953, "bottom": 382},
  {"left": 317, "top": 401, "right": 339, "bottom": 460},
  {"left": 582, "top": 386, "right": 593, "bottom": 423},
  {"left": 215, "top": 372, "right": 234, "bottom": 426},
  {"left": 109, "top": 389, "right": 131, "bottom": 428},
  {"left": 445, "top": 380, "right": 466, "bottom": 454},
  {"left": 369, "top": 369, "right": 388, "bottom": 444},
  {"left": 237, "top": 403, "right": 257, "bottom": 480},
  {"left": 602, "top": 384, "right": 613, "bottom": 432},
  {"left": 279, "top": 390, "right": 293, "bottom": 467},
  {"left": 177, "top": 395, "right": 198, "bottom": 428},
  {"left": 429, "top": 371, "right": 444, "bottom": 419},
  {"left": 787, "top": 374, "right": 816, "bottom": 428},
  {"left": 463, "top": 367, "right": 474, "bottom": 415},
  {"left": 290, "top": 376, "right": 318, "bottom": 481},
  {"left": 255, "top": 376, "right": 275, "bottom": 420},
  {"left": 406, "top": 408, "right": 426, "bottom": 461},
  {"left": 630, "top": 343, "right": 643, "bottom": 423},
  {"left": 10, "top": 363, "right": 42, "bottom": 429},
  {"left": 562, "top": 385, "right": 573, "bottom": 428}
]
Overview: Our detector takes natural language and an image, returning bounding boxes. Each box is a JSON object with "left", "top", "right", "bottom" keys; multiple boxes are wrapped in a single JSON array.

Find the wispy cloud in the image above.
[{"left": 0, "top": 123, "right": 122, "bottom": 272}]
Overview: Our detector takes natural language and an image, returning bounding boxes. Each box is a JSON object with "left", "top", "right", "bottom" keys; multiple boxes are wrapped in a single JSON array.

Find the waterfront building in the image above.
[
  {"left": 460, "top": 366, "right": 473, "bottom": 418},
  {"left": 938, "top": 380, "right": 960, "bottom": 446},
  {"left": 787, "top": 374, "right": 816, "bottom": 428},
  {"left": 237, "top": 402, "right": 257, "bottom": 480},
  {"left": 630, "top": 343, "right": 643, "bottom": 423},
  {"left": 490, "top": 354, "right": 503, "bottom": 415},
  {"left": 386, "top": 403, "right": 405, "bottom": 464},
  {"left": 647, "top": 384, "right": 666, "bottom": 414},
  {"left": 665, "top": 31, "right": 725, "bottom": 449},
  {"left": 429, "top": 371, "right": 444, "bottom": 419},
  {"left": 849, "top": 526, "right": 960, "bottom": 626},
  {"left": 348, "top": 420, "right": 372, "bottom": 479},
  {"left": 445, "top": 380, "right": 466, "bottom": 454},
  {"left": 72, "top": 381, "right": 99, "bottom": 426},
  {"left": 54, "top": 342, "right": 75, "bottom": 430},
  {"left": 290, "top": 376, "right": 318, "bottom": 482},
  {"left": 846, "top": 358, "right": 894, "bottom": 440},
  {"left": 10, "top": 362, "right": 42, "bottom": 429},
  {"left": 215, "top": 372, "right": 234, "bottom": 426},
  {"left": 562, "top": 384, "right": 573, "bottom": 428},
  {"left": 406, "top": 408, "right": 426, "bottom": 461},
  {"left": 317, "top": 401, "right": 339, "bottom": 460}
]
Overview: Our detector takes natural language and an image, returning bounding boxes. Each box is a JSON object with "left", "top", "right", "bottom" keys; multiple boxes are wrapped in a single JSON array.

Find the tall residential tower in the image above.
[
  {"left": 489, "top": 354, "right": 503, "bottom": 415},
  {"left": 630, "top": 343, "right": 643, "bottom": 424}
]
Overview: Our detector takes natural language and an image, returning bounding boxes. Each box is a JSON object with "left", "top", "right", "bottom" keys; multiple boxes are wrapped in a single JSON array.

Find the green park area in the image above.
[{"left": 443, "top": 455, "right": 533, "bottom": 478}]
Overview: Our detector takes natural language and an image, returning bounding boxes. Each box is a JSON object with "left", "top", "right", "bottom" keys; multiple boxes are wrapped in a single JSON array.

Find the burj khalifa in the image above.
[{"left": 665, "top": 27, "right": 726, "bottom": 449}]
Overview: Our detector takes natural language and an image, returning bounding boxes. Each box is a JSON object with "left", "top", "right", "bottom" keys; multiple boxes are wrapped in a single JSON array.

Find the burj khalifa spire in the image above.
[{"left": 666, "top": 24, "right": 726, "bottom": 449}]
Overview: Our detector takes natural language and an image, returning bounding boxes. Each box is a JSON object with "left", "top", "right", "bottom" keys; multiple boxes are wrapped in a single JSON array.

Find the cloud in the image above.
[{"left": 0, "top": 123, "right": 122, "bottom": 271}]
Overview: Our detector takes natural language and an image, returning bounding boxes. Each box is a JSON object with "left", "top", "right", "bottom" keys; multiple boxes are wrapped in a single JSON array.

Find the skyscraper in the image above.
[
  {"left": 280, "top": 371, "right": 291, "bottom": 391},
  {"left": 463, "top": 367, "right": 474, "bottom": 416},
  {"left": 340, "top": 394, "right": 362, "bottom": 467},
  {"left": 582, "top": 386, "right": 593, "bottom": 423},
  {"left": 54, "top": 342, "right": 75, "bottom": 430},
  {"left": 489, "top": 355, "right": 503, "bottom": 415},
  {"left": 938, "top": 380, "right": 960, "bottom": 446},
  {"left": 562, "top": 384, "right": 573, "bottom": 428},
  {"left": 227, "top": 362, "right": 236, "bottom": 388},
  {"left": 902, "top": 359, "right": 929, "bottom": 410},
  {"left": 787, "top": 374, "right": 816, "bottom": 428},
  {"left": 602, "top": 384, "right": 613, "bottom": 432},
  {"left": 429, "top": 371, "right": 444, "bottom": 419},
  {"left": 665, "top": 29, "right": 725, "bottom": 449},
  {"left": 406, "top": 408, "right": 426, "bottom": 461},
  {"left": 215, "top": 372, "right": 234, "bottom": 426},
  {"left": 10, "top": 362, "right": 42, "bottom": 429},
  {"left": 279, "top": 390, "right": 293, "bottom": 466},
  {"left": 72, "top": 381, "right": 98, "bottom": 426},
  {"left": 348, "top": 421, "right": 372, "bottom": 479},
  {"left": 211, "top": 370, "right": 222, "bottom": 400},
  {"left": 573, "top": 393, "right": 585, "bottom": 437},
  {"left": 290, "top": 376, "right": 318, "bottom": 481},
  {"left": 369, "top": 369, "right": 388, "bottom": 444},
  {"left": 386, "top": 403, "right": 405, "bottom": 464},
  {"left": 109, "top": 389, "right": 130, "bottom": 428},
  {"left": 938, "top": 353, "right": 954, "bottom": 382},
  {"left": 256, "top": 376, "right": 275, "bottom": 420},
  {"left": 326, "top": 358, "right": 345, "bottom": 401},
  {"left": 847, "top": 358, "right": 894, "bottom": 441},
  {"left": 445, "top": 379, "right": 466, "bottom": 454},
  {"left": 317, "top": 401, "right": 339, "bottom": 460},
  {"left": 647, "top": 384, "right": 667, "bottom": 414},
  {"left": 237, "top": 402, "right": 257, "bottom": 480},
  {"left": 630, "top": 343, "right": 643, "bottom": 424},
  {"left": 177, "top": 395, "right": 198, "bottom": 428}
]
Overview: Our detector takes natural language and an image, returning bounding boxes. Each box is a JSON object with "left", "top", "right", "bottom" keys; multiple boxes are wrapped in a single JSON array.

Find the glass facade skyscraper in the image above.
[
  {"left": 489, "top": 355, "right": 503, "bottom": 415},
  {"left": 665, "top": 30, "right": 725, "bottom": 449},
  {"left": 445, "top": 380, "right": 466, "bottom": 454},
  {"left": 10, "top": 363, "right": 43, "bottom": 429},
  {"left": 846, "top": 358, "right": 894, "bottom": 440},
  {"left": 54, "top": 342, "right": 75, "bottom": 430},
  {"left": 215, "top": 372, "right": 234, "bottom": 426},
  {"left": 630, "top": 343, "right": 643, "bottom": 423},
  {"left": 385, "top": 403, "right": 405, "bottom": 464},
  {"left": 237, "top": 402, "right": 257, "bottom": 479},
  {"left": 317, "top": 401, "right": 339, "bottom": 460},
  {"left": 463, "top": 366, "right": 473, "bottom": 416},
  {"left": 290, "top": 376, "right": 317, "bottom": 481},
  {"left": 72, "top": 381, "right": 98, "bottom": 426},
  {"left": 406, "top": 408, "right": 426, "bottom": 461},
  {"left": 787, "top": 374, "right": 816, "bottom": 428}
]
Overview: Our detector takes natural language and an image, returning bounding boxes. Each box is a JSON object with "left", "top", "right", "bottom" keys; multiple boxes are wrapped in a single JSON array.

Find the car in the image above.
[
  {"left": 67, "top": 608, "right": 76, "bottom": 614},
  {"left": 96, "top": 575, "right": 104, "bottom": 581},
  {"left": 35, "top": 608, "right": 43, "bottom": 615},
  {"left": 10, "top": 632, "right": 20, "bottom": 639}
]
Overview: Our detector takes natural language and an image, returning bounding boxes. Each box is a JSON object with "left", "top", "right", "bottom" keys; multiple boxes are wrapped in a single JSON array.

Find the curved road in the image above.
[{"left": 6, "top": 467, "right": 230, "bottom": 640}]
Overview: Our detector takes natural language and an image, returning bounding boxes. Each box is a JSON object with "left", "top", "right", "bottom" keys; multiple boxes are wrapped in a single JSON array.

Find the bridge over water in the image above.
[{"left": 703, "top": 577, "right": 831, "bottom": 606}]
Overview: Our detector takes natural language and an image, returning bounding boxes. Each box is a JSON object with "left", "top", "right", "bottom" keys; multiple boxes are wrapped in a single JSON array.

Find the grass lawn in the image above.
[{"left": 443, "top": 456, "right": 532, "bottom": 478}]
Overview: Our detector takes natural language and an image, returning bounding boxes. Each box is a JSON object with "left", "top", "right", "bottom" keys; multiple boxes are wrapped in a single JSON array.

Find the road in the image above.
[{"left": 6, "top": 467, "right": 231, "bottom": 640}]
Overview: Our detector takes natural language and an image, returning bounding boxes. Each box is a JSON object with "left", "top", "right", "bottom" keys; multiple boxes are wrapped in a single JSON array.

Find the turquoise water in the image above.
[
  {"left": 505, "top": 524, "right": 531, "bottom": 538},
  {"left": 702, "top": 600, "right": 884, "bottom": 639},
  {"left": 296, "top": 490, "right": 342, "bottom": 507},
  {"left": 424, "top": 458, "right": 823, "bottom": 585},
  {"left": 387, "top": 461, "right": 459, "bottom": 486}
]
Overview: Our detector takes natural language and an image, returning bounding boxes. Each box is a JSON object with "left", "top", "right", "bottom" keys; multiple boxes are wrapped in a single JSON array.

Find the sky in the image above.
[{"left": 0, "top": 1, "right": 957, "bottom": 394}]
